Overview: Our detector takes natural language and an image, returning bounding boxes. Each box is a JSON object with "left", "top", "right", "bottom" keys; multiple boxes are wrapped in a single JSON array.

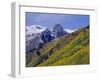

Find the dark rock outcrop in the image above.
[
  {"left": 41, "top": 29, "right": 54, "bottom": 43},
  {"left": 52, "top": 24, "right": 67, "bottom": 37}
]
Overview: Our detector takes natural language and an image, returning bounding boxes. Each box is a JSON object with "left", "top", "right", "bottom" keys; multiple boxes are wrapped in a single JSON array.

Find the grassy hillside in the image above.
[{"left": 26, "top": 26, "right": 89, "bottom": 67}]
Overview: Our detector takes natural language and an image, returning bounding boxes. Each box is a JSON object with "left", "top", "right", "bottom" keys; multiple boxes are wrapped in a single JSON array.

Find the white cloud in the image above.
[{"left": 64, "top": 28, "right": 78, "bottom": 33}]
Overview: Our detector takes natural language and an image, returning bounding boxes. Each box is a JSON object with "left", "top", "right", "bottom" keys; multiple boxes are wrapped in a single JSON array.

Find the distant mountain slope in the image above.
[
  {"left": 26, "top": 25, "right": 89, "bottom": 67},
  {"left": 26, "top": 24, "right": 70, "bottom": 53},
  {"left": 26, "top": 25, "right": 46, "bottom": 41},
  {"left": 26, "top": 25, "right": 46, "bottom": 53}
]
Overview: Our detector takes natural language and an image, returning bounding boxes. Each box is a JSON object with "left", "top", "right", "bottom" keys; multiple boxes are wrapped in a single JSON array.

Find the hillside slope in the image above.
[{"left": 26, "top": 26, "right": 89, "bottom": 67}]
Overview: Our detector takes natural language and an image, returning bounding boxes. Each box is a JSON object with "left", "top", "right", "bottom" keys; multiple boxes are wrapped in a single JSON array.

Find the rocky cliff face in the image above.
[
  {"left": 52, "top": 24, "right": 67, "bottom": 38},
  {"left": 41, "top": 29, "right": 54, "bottom": 43}
]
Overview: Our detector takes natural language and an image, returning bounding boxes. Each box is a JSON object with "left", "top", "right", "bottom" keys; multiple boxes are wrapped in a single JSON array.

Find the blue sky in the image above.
[{"left": 25, "top": 12, "right": 89, "bottom": 30}]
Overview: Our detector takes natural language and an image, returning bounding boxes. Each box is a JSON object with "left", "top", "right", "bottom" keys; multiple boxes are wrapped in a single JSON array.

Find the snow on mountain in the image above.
[
  {"left": 26, "top": 25, "right": 46, "bottom": 34},
  {"left": 26, "top": 25, "right": 47, "bottom": 53},
  {"left": 26, "top": 25, "right": 46, "bottom": 41},
  {"left": 64, "top": 28, "right": 78, "bottom": 33},
  {"left": 25, "top": 24, "right": 78, "bottom": 53}
]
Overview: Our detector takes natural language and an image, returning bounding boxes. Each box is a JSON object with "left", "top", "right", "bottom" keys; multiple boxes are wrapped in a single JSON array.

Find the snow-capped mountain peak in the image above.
[
  {"left": 26, "top": 25, "right": 46, "bottom": 41},
  {"left": 26, "top": 25, "right": 46, "bottom": 34}
]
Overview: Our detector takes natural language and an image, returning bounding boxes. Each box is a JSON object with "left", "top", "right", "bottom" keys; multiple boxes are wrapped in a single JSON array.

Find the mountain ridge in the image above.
[{"left": 26, "top": 24, "right": 77, "bottom": 53}]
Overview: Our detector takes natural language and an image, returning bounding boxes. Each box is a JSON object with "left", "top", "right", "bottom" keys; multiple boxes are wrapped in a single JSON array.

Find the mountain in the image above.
[
  {"left": 26, "top": 25, "right": 89, "bottom": 67},
  {"left": 26, "top": 25, "right": 46, "bottom": 41},
  {"left": 41, "top": 29, "right": 55, "bottom": 43},
  {"left": 52, "top": 24, "right": 67, "bottom": 38},
  {"left": 26, "top": 25, "right": 46, "bottom": 53},
  {"left": 26, "top": 24, "right": 68, "bottom": 53}
]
